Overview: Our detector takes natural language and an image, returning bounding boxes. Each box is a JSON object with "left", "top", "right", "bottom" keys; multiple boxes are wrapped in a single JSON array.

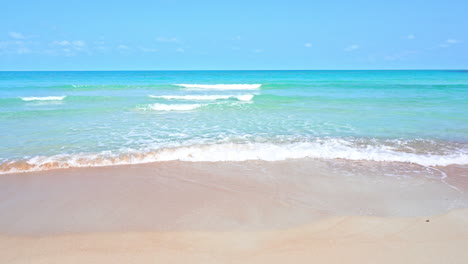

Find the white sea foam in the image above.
[
  {"left": 2, "top": 140, "right": 467, "bottom": 174},
  {"left": 21, "top": 96, "right": 66, "bottom": 101},
  {"left": 145, "top": 103, "right": 202, "bottom": 111},
  {"left": 149, "top": 94, "right": 254, "bottom": 101},
  {"left": 147, "top": 141, "right": 468, "bottom": 166},
  {"left": 174, "top": 84, "right": 261, "bottom": 90}
]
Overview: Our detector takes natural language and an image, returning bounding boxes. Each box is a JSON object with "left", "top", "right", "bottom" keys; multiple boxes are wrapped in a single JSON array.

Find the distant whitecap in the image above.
[
  {"left": 174, "top": 84, "right": 261, "bottom": 90},
  {"left": 145, "top": 103, "right": 202, "bottom": 111},
  {"left": 21, "top": 96, "right": 66, "bottom": 101},
  {"left": 149, "top": 94, "right": 254, "bottom": 101}
]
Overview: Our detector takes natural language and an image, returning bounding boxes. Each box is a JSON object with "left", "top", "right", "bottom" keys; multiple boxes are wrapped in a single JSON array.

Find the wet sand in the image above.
[
  {"left": 0, "top": 159, "right": 467, "bottom": 263},
  {"left": 2, "top": 209, "right": 468, "bottom": 264}
]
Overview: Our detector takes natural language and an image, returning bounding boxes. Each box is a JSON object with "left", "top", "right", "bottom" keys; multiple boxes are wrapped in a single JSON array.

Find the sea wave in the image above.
[
  {"left": 149, "top": 94, "right": 254, "bottom": 101},
  {"left": 20, "top": 96, "right": 66, "bottom": 101},
  {"left": 1, "top": 140, "right": 467, "bottom": 174},
  {"left": 144, "top": 103, "right": 202, "bottom": 111},
  {"left": 174, "top": 84, "right": 262, "bottom": 90}
]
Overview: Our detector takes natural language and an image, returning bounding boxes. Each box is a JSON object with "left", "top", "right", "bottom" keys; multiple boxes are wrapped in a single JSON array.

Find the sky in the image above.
[{"left": 1, "top": 0, "right": 467, "bottom": 70}]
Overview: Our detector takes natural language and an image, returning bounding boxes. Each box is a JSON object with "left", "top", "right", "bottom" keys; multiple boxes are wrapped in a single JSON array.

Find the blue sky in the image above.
[{"left": 1, "top": 0, "right": 467, "bottom": 70}]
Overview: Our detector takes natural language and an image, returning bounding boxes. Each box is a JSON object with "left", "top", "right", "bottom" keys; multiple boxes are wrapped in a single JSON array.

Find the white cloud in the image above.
[
  {"left": 16, "top": 47, "right": 31, "bottom": 54},
  {"left": 253, "top": 49, "right": 263, "bottom": 53},
  {"left": 0, "top": 38, "right": 37, "bottom": 55},
  {"left": 9, "top": 32, "right": 27, "bottom": 39},
  {"left": 176, "top": 48, "right": 185, "bottom": 53},
  {"left": 156, "top": 37, "right": 179, "bottom": 43},
  {"left": 50, "top": 40, "right": 88, "bottom": 55},
  {"left": 304, "top": 43, "right": 312, "bottom": 48},
  {"left": 344, "top": 44, "right": 360, "bottom": 51},
  {"left": 53, "top": 40, "right": 86, "bottom": 48},
  {"left": 232, "top": 35, "right": 241, "bottom": 41},
  {"left": 407, "top": 34, "right": 415, "bottom": 40},
  {"left": 92, "top": 41, "right": 109, "bottom": 52},
  {"left": 72, "top": 40, "right": 86, "bottom": 47},
  {"left": 52, "top": 40, "right": 86, "bottom": 47},
  {"left": 446, "top": 39, "right": 461, "bottom": 44},
  {"left": 440, "top": 39, "right": 462, "bottom": 48},
  {"left": 117, "top": 44, "right": 129, "bottom": 50},
  {"left": 53, "top": 40, "right": 71, "bottom": 46},
  {"left": 231, "top": 46, "right": 240, "bottom": 50}
]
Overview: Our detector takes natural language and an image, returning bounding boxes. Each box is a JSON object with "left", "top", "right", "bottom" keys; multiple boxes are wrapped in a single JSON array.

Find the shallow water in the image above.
[{"left": 0, "top": 70, "right": 467, "bottom": 173}]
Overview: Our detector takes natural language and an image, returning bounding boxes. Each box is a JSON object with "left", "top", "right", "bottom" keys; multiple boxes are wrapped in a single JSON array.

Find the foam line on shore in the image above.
[{"left": 1, "top": 140, "right": 467, "bottom": 174}]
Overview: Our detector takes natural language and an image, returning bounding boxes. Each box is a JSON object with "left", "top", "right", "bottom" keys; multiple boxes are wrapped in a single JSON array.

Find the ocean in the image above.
[{"left": 0, "top": 70, "right": 467, "bottom": 173}]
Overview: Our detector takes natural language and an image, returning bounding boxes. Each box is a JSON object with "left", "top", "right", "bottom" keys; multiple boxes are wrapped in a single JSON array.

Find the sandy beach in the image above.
[
  {"left": 2, "top": 0, "right": 468, "bottom": 261},
  {"left": 1, "top": 159, "right": 467, "bottom": 263},
  {"left": 1, "top": 210, "right": 468, "bottom": 264}
]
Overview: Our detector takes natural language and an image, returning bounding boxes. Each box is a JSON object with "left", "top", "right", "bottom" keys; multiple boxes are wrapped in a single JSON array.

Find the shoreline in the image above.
[{"left": 2, "top": 140, "right": 467, "bottom": 175}]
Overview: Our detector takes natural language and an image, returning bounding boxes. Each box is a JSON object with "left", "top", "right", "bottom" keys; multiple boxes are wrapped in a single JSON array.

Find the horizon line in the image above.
[{"left": 0, "top": 69, "right": 466, "bottom": 72}]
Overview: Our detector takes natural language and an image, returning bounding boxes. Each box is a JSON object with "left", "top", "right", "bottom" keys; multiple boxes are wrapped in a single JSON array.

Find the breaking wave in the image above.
[
  {"left": 174, "top": 84, "right": 262, "bottom": 90},
  {"left": 21, "top": 96, "right": 66, "bottom": 101},
  {"left": 143, "top": 103, "right": 202, "bottom": 111},
  {"left": 148, "top": 94, "right": 254, "bottom": 101},
  {"left": 1, "top": 139, "right": 467, "bottom": 174}
]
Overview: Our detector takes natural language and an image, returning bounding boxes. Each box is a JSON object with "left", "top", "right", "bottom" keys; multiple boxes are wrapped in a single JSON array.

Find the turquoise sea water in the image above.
[{"left": 0, "top": 70, "right": 467, "bottom": 172}]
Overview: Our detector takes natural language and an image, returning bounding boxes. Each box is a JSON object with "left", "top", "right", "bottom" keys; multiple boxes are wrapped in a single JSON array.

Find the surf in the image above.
[
  {"left": 174, "top": 84, "right": 262, "bottom": 90},
  {"left": 1, "top": 139, "right": 467, "bottom": 174},
  {"left": 20, "top": 96, "right": 66, "bottom": 101},
  {"left": 144, "top": 103, "right": 203, "bottom": 111},
  {"left": 148, "top": 94, "right": 254, "bottom": 101}
]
